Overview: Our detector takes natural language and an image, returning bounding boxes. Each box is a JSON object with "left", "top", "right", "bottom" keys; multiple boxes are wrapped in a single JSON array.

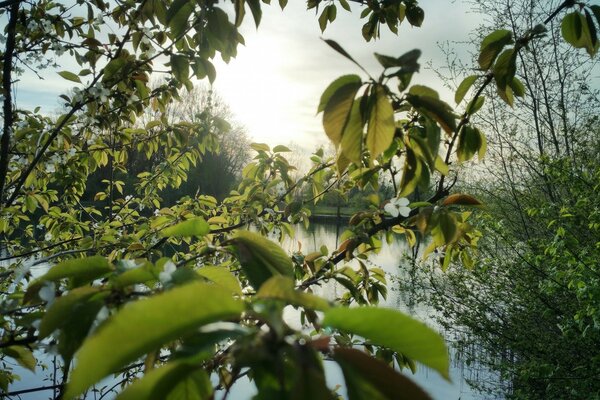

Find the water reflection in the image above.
[{"left": 279, "top": 222, "right": 487, "bottom": 400}]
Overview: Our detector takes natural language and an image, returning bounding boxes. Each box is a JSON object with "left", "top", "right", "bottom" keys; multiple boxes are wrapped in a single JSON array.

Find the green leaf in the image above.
[
  {"left": 65, "top": 282, "right": 244, "bottom": 399},
  {"left": 272, "top": 145, "right": 292, "bottom": 153},
  {"left": 250, "top": 142, "right": 270, "bottom": 152},
  {"left": 406, "top": 93, "right": 456, "bottom": 134},
  {"left": 246, "top": 0, "right": 262, "bottom": 27},
  {"left": 323, "top": 80, "right": 363, "bottom": 147},
  {"left": 322, "top": 307, "right": 449, "bottom": 379},
  {"left": 340, "top": 99, "right": 364, "bottom": 164},
  {"left": 509, "top": 76, "right": 525, "bottom": 97},
  {"left": 466, "top": 96, "right": 485, "bottom": 114},
  {"left": 333, "top": 348, "right": 432, "bottom": 400},
  {"left": 405, "top": 5, "right": 424, "bottom": 27},
  {"left": 39, "top": 287, "right": 107, "bottom": 339},
  {"left": 366, "top": 85, "right": 395, "bottom": 158},
  {"left": 167, "top": 0, "right": 194, "bottom": 38},
  {"left": 166, "top": 370, "right": 212, "bottom": 400},
  {"left": 58, "top": 71, "right": 81, "bottom": 83},
  {"left": 374, "top": 49, "right": 421, "bottom": 71},
  {"left": 318, "top": 8, "right": 329, "bottom": 32},
  {"left": 117, "top": 361, "right": 211, "bottom": 400},
  {"left": 256, "top": 275, "right": 330, "bottom": 310},
  {"left": 318, "top": 74, "right": 362, "bottom": 113},
  {"left": 171, "top": 55, "right": 190, "bottom": 83},
  {"left": 478, "top": 29, "right": 513, "bottom": 70},
  {"left": 398, "top": 148, "right": 422, "bottom": 197},
  {"left": 493, "top": 48, "right": 517, "bottom": 90},
  {"left": 3, "top": 346, "right": 36, "bottom": 372},
  {"left": 562, "top": 11, "right": 599, "bottom": 57},
  {"left": 30, "top": 256, "right": 112, "bottom": 292},
  {"left": 234, "top": 0, "right": 245, "bottom": 26},
  {"left": 322, "top": 39, "right": 365, "bottom": 71},
  {"left": 230, "top": 230, "right": 294, "bottom": 289},
  {"left": 455, "top": 75, "right": 478, "bottom": 104},
  {"left": 161, "top": 217, "right": 209, "bottom": 238},
  {"left": 457, "top": 125, "right": 485, "bottom": 162},
  {"left": 197, "top": 266, "right": 242, "bottom": 295}
]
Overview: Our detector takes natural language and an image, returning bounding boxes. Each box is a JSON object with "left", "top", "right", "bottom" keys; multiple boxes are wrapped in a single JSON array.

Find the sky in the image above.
[
  {"left": 13, "top": 0, "right": 482, "bottom": 153},
  {"left": 211, "top": 0, "right": 480, "bottom": 152}
]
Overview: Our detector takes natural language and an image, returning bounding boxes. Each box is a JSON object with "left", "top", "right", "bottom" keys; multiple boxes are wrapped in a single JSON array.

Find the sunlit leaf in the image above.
[
  {"left": 323, "top": 307, "right": 449, "bottom": 379},
  {"left": 161, "top": 217, "right": 209, "bottom": 238},
  {"left": 117, "top": 361, "right": 206, "bottom": 400},
  {"left": 366, "top": 85, "right": 395, "bottom": 158},
  {"left": 256, "top": 275, "right": 330, "bottom": 310},
  {"left": 65, "top": 282, "right": 244, "bottom": 399},
  {"left": 229, "top": 230, "right": 294, "bottom": 289},
  {"left": 323, "top": 80, "right": 363, "bottom": 147},
  {"left": 197, "top": 266, "right": 242, "bottom": 295},
  {"left": 2, "top": 346, "right": 36, "bottom": 372},
  {"left": 340, "top": 99, "right": 364, "bottom": 164}
]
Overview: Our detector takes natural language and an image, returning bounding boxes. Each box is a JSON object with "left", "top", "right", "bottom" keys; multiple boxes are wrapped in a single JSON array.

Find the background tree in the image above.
[{"left": 421, "top": 0, "right": 600, "bottom": 398}]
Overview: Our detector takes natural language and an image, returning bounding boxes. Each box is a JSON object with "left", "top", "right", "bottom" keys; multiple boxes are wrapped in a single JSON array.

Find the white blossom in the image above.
[
  {"left": 159, "top": 261, "right": 177, "bottom": 284},
  {"left": 384, "top": 197, "right": 411, "bottom": 218},
  {"left": 44, "top": 232, "right": 53, "bottom": 241},
  {"left": 38, "top": 282, "right": 56, "bottom": 307}
]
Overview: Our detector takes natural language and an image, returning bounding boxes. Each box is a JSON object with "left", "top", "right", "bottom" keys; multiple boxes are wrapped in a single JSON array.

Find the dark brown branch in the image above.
[{"left": 0, "top": 1, "right": 19, "bottom": 206}]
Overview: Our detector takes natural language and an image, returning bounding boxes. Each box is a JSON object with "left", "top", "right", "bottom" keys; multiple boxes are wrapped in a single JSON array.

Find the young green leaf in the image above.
[
  {"left": 323, "top": 307, "right": 449, "bottom": 379},
  {"left": 455, "top": 75, "right": 478, "bottom": 104},
  {"left": 166, "top": 0, "right": 194, "bottom": 38},
  {"left": 229, "top": 230, "right": 294, "bottom": 289},
  {"left": 478, "top": 29, "right": 513, "bottom": 70},
  {"left": 323, "top": 80, "right": 363, "bottom": 146},
  {"left": 256, "top": 275, "right": 330, "bottom": 310},
  {"left": 2, "top": 346, "right": 37, "bottom": 372},
  {"left": 58, "top": 71, "right": 81, "bottom": 83},
  {"left": 318, "top": 75, "right": 362, "bottom": 113},
  {"left": 457, "top": 125, "right": 485, "bottom": 162},
  {"left": 366, "top": 85, "right": 395, "bottom": 158},
  {"left": 117, "top": 361, "right": 211, "bottom": 400},
  {"left": 340, "top": 99, "right": 364, "bottom": 164},
  {"left": 64, "top": 282, "right": 244, "bottom": 399},
  {"left": 26, "top": 256, "right": 112, "bottom": 300},
  {"left": 161, "top": 217, "right": 209, "bottom": 238},
  {"left": 197, "top": 266, "right": 242, "bottom": 295}
]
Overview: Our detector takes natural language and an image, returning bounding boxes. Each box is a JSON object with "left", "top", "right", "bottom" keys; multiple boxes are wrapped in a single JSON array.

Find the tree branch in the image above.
[{"left": 0, "top": 1, "right": 19, "bottom": 206}]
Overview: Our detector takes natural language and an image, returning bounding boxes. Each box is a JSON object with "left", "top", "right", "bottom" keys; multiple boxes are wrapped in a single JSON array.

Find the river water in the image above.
[
  {"left": 5, "top": 222, "right": 495, "bottom": 399},
  {"left": 225, "top": 222, "right": 494, "bottom": 400}
]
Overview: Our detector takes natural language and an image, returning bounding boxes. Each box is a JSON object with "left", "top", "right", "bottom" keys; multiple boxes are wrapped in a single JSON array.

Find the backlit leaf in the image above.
[
  {"left": 256, "top": 275, "right": 330, "bottom": 310},
  {"left": 323, "top": 307, "right": 449, "bottom": 379},
  {"left": 318, "top": 75, "right": 362, "bottom": 113},
  {"left": 478, "top": 29, "right": 513, "bottom": 70},
  {"left": 230, "top": 230, "right": 294, "bottom": 289},
  {"left": 65, "top": 282, "right": 244, "bottom": 399},
  {"left": 161, "top": 217, "right": 209, "bottom": 238},
  {"left": 323, "top": 81, "right": 363, "bottom": 147},
  {"left": 366, "top": 85, "right": 395, "bottom": 158},
  {"left": 455, "top": 75, "right": 478, "bottom": 104},
  {"left": 58, "top": 71, "right": 81, "bottom": 83}
]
